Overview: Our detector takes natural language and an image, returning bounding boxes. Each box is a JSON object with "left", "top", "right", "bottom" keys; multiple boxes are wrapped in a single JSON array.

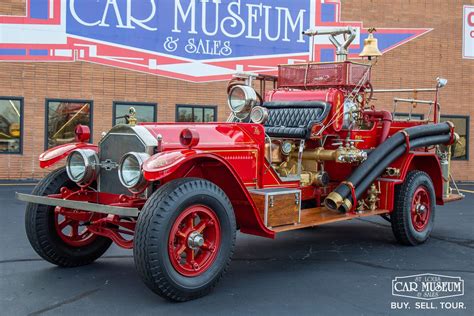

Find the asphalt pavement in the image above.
[{"left": 1, "top": 183, "right": 473, "bottom": 316}]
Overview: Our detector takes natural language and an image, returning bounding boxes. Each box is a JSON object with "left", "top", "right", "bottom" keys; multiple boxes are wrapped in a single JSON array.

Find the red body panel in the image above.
[{"left": 39, "top": 143, "right": 98, "bottom": 169}]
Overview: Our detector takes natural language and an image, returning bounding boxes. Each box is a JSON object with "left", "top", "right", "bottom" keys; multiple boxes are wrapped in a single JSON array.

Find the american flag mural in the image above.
[{"left": 0, "top": 0, "right": 432, "bottom": 82}]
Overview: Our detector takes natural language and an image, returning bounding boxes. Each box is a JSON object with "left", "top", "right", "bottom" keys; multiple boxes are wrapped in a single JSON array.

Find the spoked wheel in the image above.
[
  {"left": 410, "top": 187, "right": 431, "bottom": 232},
  {"left": 54, "top": 208, "right": 100, "bottom": 247},
  {"left": 391, "top": 170, "right": 436, "bottom": 246},
  {"left": 134, "top": 178, "right": 236, "bottom": 302},
  {"left": 168, "top": 205, "right": 221, "bottom": 277},
  {"left": 25, "top": 168, "right": 112, "bottom": 267}
]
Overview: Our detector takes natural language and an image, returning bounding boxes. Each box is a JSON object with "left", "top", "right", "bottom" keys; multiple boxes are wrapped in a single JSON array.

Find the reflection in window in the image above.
[
  {"left": 176, "top": 105, "right": 217, "bottom": 122},
  {"left": 0, "top": 97, "right": 22, "bottom": 154},
  {"left": 113, "top": 102, "right": 157, "bottom": 125},
  {"left": 441, "top": 115, "right": 470, "bottom": 161},
  {"left": 46, "top": 100, "right": 92, "bottom": 149}
]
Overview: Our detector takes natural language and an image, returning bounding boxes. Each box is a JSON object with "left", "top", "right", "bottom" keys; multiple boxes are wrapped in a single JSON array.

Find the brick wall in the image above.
[{"left": 0, "top": 0, "right": 473, "bottom": 180}]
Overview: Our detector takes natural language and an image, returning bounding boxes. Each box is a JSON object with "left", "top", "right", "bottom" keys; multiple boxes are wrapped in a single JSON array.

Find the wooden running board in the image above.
[
  {"left": 272, "top": 207, "right": 389, "bottom": 233},
  {"left": 442, "top": 194, "right": 464, "bottom": 203}
]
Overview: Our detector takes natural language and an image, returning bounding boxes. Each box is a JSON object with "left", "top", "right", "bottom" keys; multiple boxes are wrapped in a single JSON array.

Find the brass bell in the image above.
[{"left": 359, "top": 28, "right": 382, "bottom": 59}]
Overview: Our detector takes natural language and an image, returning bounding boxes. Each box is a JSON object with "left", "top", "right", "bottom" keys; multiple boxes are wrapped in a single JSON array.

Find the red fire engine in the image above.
[{"left": 17, "top": 28, "right": 463, "bottom": 301}]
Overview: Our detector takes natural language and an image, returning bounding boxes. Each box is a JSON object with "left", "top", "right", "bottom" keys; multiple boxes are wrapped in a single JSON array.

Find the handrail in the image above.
[
  {"left": 393, "top": 98, "right": 435, "bottom": 105},
  {"left": 368, "top": 88, "right": 437, "bottom": 93}
]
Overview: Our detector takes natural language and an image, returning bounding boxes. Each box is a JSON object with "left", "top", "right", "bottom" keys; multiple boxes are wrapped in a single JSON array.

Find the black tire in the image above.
[
  {"left": 391, "top": 170, "right": 436, "bottom": 246},
  {"left": 25, "top": 168, "right": 112, "bottom": 267},
  {"left": 134, "top": 178, "right": 236, "bottom": 302}
]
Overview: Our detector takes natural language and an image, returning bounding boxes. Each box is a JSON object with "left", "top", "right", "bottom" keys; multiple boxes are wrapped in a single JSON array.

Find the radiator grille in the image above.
[{"left": 98, "top": 133, "right": 146, "bottom": 195}]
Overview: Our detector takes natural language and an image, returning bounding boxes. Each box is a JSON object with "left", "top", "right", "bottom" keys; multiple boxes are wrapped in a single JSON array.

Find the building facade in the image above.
[{"left": 0, "top": 0, "right": 473, "bottom": 180}]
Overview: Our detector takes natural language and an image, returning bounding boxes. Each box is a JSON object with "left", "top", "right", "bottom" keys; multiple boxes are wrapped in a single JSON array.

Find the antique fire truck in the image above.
[{"left": 17, "top": 28, "right": 463, "bottom": 301}]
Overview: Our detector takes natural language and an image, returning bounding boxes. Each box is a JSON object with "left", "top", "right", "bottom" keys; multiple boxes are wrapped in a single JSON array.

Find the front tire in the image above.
[
  {"left": 25, "top": 168, "right": 112, "bottom": 267},
  {"left": 391, "top": 170, "right": 436, "bottom": 246},
  {"left": 134, "top": 178, "right": 236, "bottom": 302}
]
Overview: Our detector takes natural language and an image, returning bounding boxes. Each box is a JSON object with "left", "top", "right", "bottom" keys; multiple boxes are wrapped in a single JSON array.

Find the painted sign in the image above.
[
  {"left": 0, "top": 0, "right": 432, "bottom": 82},
  {"left": 464, "top": 5, "right": 474, "bottom": 59}
]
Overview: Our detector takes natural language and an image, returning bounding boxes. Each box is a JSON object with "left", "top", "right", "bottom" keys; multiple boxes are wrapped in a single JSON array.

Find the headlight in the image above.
[
  {"left": 228, "top": 85, "right": 258, "bottom": 119},
  {"left": 250, "top": 106, "right": 269, "bottom": 124},
  {"left": 118, "top": 152, "right": 150, "bottom": 193},
  {"left": 66, "top": 149, "right": 99, "bottom": 186}
]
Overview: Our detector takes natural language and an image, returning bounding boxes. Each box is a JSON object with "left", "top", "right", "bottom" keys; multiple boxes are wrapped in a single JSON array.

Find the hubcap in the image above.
[
  {"left": 411, "top": 186, "right": 431, "bottom": 232},
  {"left": 168, "top": 205, "right": 221, "bottom": 277},
  {"left": 188, "top": 231, "right": 205, "bottom": 249}
]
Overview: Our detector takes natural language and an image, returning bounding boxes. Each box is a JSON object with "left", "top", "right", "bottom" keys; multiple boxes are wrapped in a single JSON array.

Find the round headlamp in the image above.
[
  {"left": 118, "top": 152, "right": 150, "bottom": 193},
  {"left": 228, "top": 85, "right": 258, "bottom": 120},
  {"left": 66, "top": 149, "right": 99, "bottom": 186},
  {"left": 250, "top": 106, "right": 269, "bottom": 124}
]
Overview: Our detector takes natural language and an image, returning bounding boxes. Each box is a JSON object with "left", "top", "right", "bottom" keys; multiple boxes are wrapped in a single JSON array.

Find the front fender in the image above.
[
  {"left": 143, "top": 149, "right": 275, "bottom": 239},
  {"left": 142, "top": 149, "right": 203, "bottom": 181},
  {"left": 39, "top": 143, "right": 98, "bottom": 169}
]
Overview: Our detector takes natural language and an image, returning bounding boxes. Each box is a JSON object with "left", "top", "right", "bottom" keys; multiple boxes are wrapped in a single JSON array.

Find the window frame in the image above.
[
  {"left": 112, "top": 101, "right": 158, "bottom": 126},
  {"left": 44, "top": 98, "right": 94, "bottom": 150},
  {"left": 440, "top": 114, "right": 470, "bottom": 161},
  {"left": 0, "top": 96, "right": 24, "bottom": 155},
  {"left": 393, "top": 112, "right": 425, "bottom": 121},
  {"left": 175, "top": 104, "right": 218, "bottom": 123}
]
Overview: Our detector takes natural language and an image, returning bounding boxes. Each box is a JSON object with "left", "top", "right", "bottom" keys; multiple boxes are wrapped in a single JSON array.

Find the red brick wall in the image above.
[{"left": 0, "top": 0, "right": 473, "bottom": 180}]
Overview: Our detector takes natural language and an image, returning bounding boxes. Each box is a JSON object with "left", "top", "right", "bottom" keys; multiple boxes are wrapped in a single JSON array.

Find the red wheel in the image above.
[
  {"left": 391, "top": 170, "right": 435, "bottom": 246},
  {"left": 168, "top": 205, "right": 221, "bottom": 277},
  {"left": 134, "top": 178, "right": 236, "bottom": 302},
  {"left": 25, "top": 168, "right": 112, "bottom": 267},
  {"left": 54, "top": 207, "right": 98, "bottom": 247},
  {"left": 410, "top": 187, "right": 431, "bottom": 232}
]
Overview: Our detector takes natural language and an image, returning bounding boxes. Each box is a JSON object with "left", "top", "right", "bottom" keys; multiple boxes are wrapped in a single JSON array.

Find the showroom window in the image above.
[
  {"left": 176, "top": 105, "right": 217, "bottom": 122},
  {"left": 0, "top": 97, "right": 23, "bottom": 154},
  {"left": 46, "top": 99, "right": 92, "bottom": 149},
  {"left": 440, "top": 115, "right": 470, "bottom": 161},
  {"left": 113, "top": 102, "right": 157, "bottom": 126},
  {"left": 393, "top": 113, "right": 425, "bottom": 121}
]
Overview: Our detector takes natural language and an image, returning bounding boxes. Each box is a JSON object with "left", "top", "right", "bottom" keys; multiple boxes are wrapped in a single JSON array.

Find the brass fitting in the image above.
[
  {"left": 341, "top": 198, "right": 353, "bottom": 213},
  {"left": 324, "top": 191, "right": 344, "bottom": 211},
  {"left": 293, "top": 146, "right": 367, "bottom": 164},
  {"left": 293, "top": 148, "right": 337, "bottom": 161}
]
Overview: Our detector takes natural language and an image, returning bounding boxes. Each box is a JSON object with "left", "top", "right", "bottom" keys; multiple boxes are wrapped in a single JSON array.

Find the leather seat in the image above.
[{"left": 263, "top": 101, "right": 331, "bottom": 139}]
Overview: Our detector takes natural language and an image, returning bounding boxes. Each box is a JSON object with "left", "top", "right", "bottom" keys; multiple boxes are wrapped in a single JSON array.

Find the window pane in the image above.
[
  {"left": 394, "top": 113, "right": 424, "bottom": 121},
  {"left": 194, "top": 108, "right": 203, "bottom": 122},
  {"left": 204, "top": 108, "right": 216, "bottom": 122},
  {"left": 114, "top": 104, "right": 156, "bottom": 125},
  {"left": 177, "top": 107, "right": 193, "bottom": 122},
  {"left": 0, "top": 98, "right": 22, "bottom": 153},
  {"left": 441, "top": 116, "right": 469, "bottom": 160},
  {"left": 47, "top": 101, "right": 91, "bottom": 149}
]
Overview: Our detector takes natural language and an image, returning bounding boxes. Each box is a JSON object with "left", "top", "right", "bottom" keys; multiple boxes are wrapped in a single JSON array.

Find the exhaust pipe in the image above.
[{"left": 324, "top": 122, "right": 453, "bottom": 212}]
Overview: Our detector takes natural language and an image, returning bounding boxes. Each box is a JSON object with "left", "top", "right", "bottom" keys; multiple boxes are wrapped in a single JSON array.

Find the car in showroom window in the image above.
[
  {"left": 46, "top": 99, "right": 92, "bottom": 149},
  {"left": 0, "top": 97, "right": 23, "bottom": 154}
]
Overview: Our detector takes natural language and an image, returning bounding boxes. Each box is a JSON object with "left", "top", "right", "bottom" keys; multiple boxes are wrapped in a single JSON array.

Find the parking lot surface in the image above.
[{"left": 1, "top": 183, "right": 473, "bottom": 315}]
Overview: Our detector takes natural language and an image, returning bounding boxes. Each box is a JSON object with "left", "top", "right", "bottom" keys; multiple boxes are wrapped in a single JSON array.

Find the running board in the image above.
[
  {"left": 16, "top": 193, "right": 140, "bottom": 217},
  {"left": 273, "top": 207, "right": 389, "bottom": 233}
]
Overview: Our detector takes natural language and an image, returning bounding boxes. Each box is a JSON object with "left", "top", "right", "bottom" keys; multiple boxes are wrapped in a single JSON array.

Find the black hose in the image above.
[
  {"left": 335, "top": 134, "right": 451, "bottom": 212},
  {"left": 333, "top": 122, "right": 451, "bottom": 207}
]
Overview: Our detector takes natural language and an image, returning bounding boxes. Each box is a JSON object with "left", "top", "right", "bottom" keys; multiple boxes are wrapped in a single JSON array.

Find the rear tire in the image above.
[
  {"left": 391, "top": 170, "right": 435, "bottom": 246},
  {"left": 25, "top": 168, "right": 112, "bottom": 267},
  {"left": 134, "top": 178, "right": 236, "bottom": 302}
]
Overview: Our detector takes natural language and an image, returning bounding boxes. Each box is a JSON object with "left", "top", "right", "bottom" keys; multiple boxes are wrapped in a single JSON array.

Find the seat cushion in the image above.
[
  {"left": 264, "top": 127, "right": 307, "bottom": 139},
  {"left": 263, "top": 101, "right": 331, "bottom": 139}
]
